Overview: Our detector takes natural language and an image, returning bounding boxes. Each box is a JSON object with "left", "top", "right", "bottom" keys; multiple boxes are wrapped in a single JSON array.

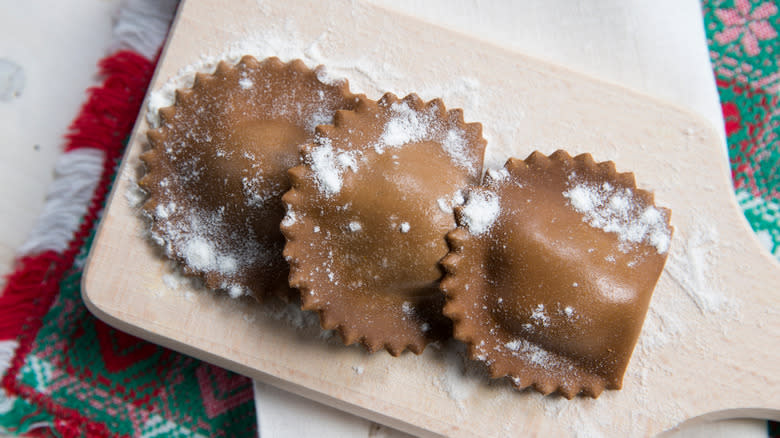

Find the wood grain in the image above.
[{"left": 82, "top": 0, "right": 780, "bottom": 436}]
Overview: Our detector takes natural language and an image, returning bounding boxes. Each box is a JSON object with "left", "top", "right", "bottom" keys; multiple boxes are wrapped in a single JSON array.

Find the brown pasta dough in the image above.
[
  {"left": 281, "top": 93, "right": 487, "bottom": 355},
  {"left": 441, "top": 150, "right": 672, "bottom": 398},
  {"left": 140, "top": 56, "right": 360, "bottom": 300}
]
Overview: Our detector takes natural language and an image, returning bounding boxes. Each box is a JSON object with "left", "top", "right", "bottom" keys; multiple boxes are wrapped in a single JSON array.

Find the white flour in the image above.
[
  {"left": 430, "top": 341, "right": 485, "bottom": 412},
  {"left": 307, "top": 140, "right": 360, "bottom": 197},
  {"left": 665, "top": 219, "right": 729, "bottom": 313},
  {"left": 563, "top": 179, "right": 671, "bottom": 254},
  {"left": 460, "top": 189, "right": 500, "bottom": 235},
  {"left": 147, "top": 201, "right": 267, "bottom": 298},
  {"left": 436, "top": 189, "right": 465, "bottom": 214},
  {"left": 379, "top": 101, "right": 431, "bottom": 148},
  {"left": 376, "top": 101, "right": 477, "bottom": 176}
]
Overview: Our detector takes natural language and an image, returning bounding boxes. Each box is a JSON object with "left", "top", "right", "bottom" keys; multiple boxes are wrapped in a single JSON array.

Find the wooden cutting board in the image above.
[{"left": 82, "top": 0, "right": 780, "bottom": 436}]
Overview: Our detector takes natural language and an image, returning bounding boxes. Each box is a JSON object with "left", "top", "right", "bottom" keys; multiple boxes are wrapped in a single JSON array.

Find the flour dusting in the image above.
[
  {"left": 665, "top": 219, "right": 729, "bottom": 313},
  {"left": 530, "top": 304, "right": 551, "bottom": 327},
  {"left": 238, "top": 77, "right": 254, "bottom": 89},
  {"left": 431, "top": 341, "right": 484, "bottom": 411},
  {"left": 146, "top": 27, "right": 404, "bottom": 129},
  {"left": 437, "top": 189, "right": 465, "bottom": 214},
  {"left": 379, "top": 101, "right": 430, "bottom": 148},
  {"left": 485, "top": 167, "right": 510, "bottom": 184},
  {"left": 124, "top": 179, "right": 147, "bottom": 208},
  {"left": 460, "top": 189, "right": 500, "bottom": 235},
  {"left": 261, "top": 299, "right": 333, "bottom": 340},
  {"left": 307, "top": 140, "right": 359, "bottom": 197},
  {"left": 563, "top": 179, "right": 671, "bottom": 254},
  {"left": 376, "top": 100, "right": 478, "bottom": 176}
]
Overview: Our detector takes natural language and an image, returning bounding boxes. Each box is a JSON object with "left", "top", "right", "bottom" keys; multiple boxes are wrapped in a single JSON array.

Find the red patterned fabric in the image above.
[{"left": 0, "top": 50, "right": 257, "bottom": 437}]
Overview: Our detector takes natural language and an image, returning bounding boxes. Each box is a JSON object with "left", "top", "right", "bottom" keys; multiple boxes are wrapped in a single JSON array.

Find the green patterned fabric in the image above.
[
  {"left": 2, "top": 210, "right": 257, "bottom": 438},
  {"left": 703, "top": 0, "right": 780, "bottom": 259},
  {"left": 703, "top": 1, "right": 778, "bottom": 435},
  {"left": 0, "top": 46, "right": 258, "bottom": 437},
  {"left": 0, "top": 395, "right": 49, "bottom": 436}
]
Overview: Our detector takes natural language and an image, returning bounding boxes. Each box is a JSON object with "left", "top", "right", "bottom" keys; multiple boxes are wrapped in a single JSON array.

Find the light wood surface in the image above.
[{"left": 82, "top": 0, "right": 780, "bottom": 436}]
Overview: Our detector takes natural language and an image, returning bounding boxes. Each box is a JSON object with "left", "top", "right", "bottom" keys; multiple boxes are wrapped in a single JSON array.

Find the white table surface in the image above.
[
  {"left": 0, "top": 0, "right": 768, "bottom": 436},
  {"left": 0, "top": 0, "right": 119, "bottom": 286}
]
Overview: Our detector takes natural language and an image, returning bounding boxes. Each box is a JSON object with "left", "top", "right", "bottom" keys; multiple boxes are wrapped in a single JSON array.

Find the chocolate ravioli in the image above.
[
  {"left": 140, "top": 56, "right": 360, "bottom": 300},
  {"left": 441, "top": 150, "right": 672, "bottom": 398},
  {"left": 282, "top": 93, "right": 487, "bottom": 355}
]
